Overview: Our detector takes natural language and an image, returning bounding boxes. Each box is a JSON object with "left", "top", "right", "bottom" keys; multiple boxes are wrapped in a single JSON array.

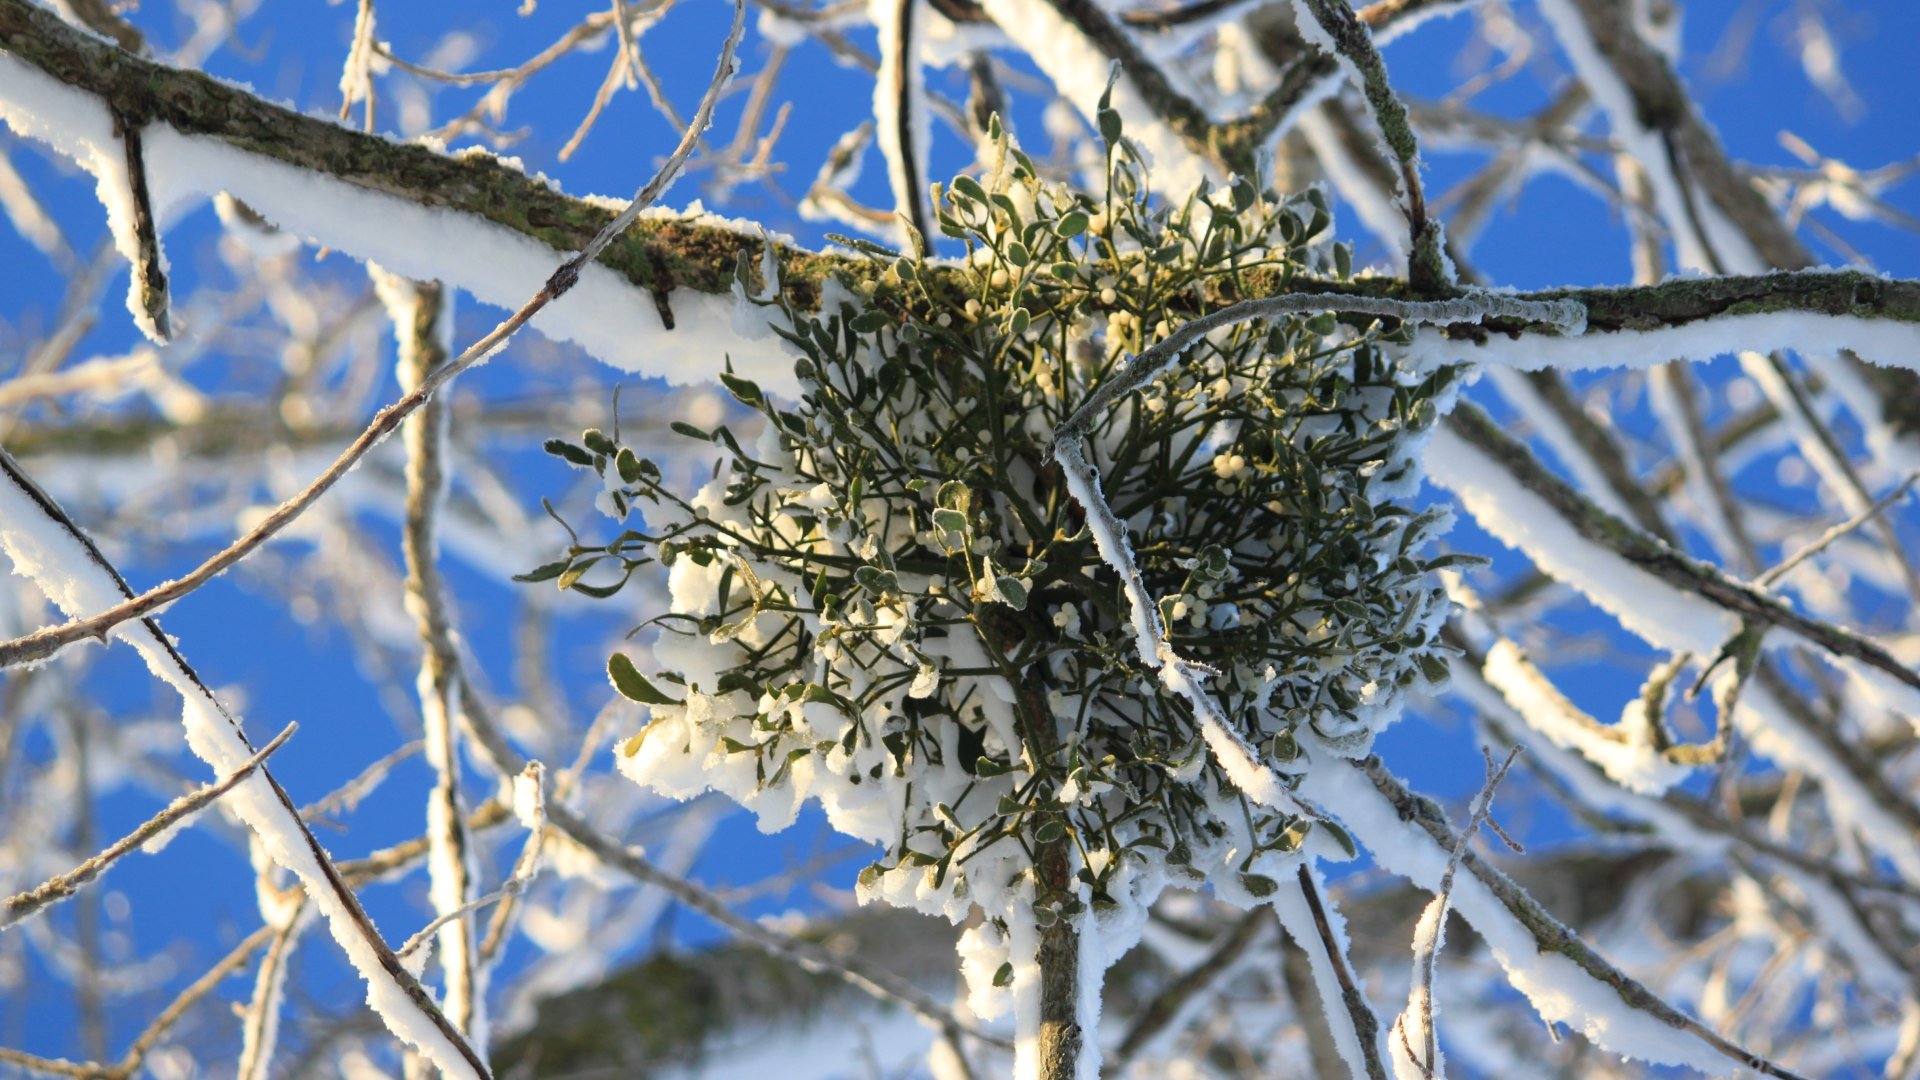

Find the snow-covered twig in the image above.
[
  {"left": 381, "top": 268, "right": 485, "bottom": 1047},
  {"left": 396, "top": 878, "right": 534, "bottom": 963},
  {"left": 2, "top": 722, "right": 296, "bottom": 929},
  {"left": 300, "top": 739, "right": 424, "bottom": 823},
  {"left": 237, "top": 902, "right": 312, "bottom": 1080},
  {"left": 1388, "top": 746, "right": 1520, "bottom": 1080},
  {"left": 111, "top": 120, "right": 170, "bottom": 342},
  {"left": 478, "top": 762, "right": 548, "bottom": 965},
  {"left": 0, "top": 448, "right": 494, "bottom": 1079},
  {"left": 0, "top": 0, "right": 748, "bottom": 673},
  {"left": 1302, "top": 754, "right": 1811, "bottom": 1079},
  {"left": 337, "top": 0, "right": 379, "bottom": 131},
  {"left": 1273, "top": 864, "right": 1389, "bottom": 1080}
]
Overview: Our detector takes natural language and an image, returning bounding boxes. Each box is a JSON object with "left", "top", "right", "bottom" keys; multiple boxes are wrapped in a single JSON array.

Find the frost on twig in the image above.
[
  {"left": 1386, "top": 746, "right": 1521, "bottom": 1080},
  {"left": 2, "top": 723, "right": 296, "bottom": 929},
  {"left": 0, "top": 451, "right": 493, "bottom": 1078},
  {"left": 237, "top": 901, "right": 311, "bottom": 1080},
  {"left": 0, "top": 0, "right": 748, "bottom": 673}
]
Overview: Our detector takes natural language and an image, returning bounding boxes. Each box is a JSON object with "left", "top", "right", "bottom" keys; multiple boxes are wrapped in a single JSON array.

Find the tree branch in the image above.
[
  {"left": 0, "top": 0, "right": 747, "bottom": 671},
  {"left": 1441, "top": 402, "right": 1920, "bottom": 697},
  {"left": 2, "top": 723, "right": 297, "bottom": 929}
]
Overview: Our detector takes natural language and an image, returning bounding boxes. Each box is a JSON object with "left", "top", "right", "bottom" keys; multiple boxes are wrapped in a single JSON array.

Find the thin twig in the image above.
[
  {"left": 3, "top": 723, "right": 297, "bottom": 929},
  {"left": 0, "top": 0, "right": 748, "bottom": 672},
  {"left": 1393, "top": 746, "right": 1522, "bottom": 1077},
  {"left": 300, "top": 739, "right": 424, "bottom": 823},
  {"left": 1758, "top": 470, "right": 1920, "bottom": 588}
]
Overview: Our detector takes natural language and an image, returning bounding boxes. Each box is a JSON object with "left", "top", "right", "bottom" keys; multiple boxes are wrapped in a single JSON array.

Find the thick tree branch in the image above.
[
  {"left": 1321, "top": 755, "right": 1813, "bottom": 1080},
  {"left": 0, "top": 0, "right": 825, "bottom": 305},
  {"left": 1442, "top": 403, "right": 1920, "bottom": 695},
  {"left": 0, "top": 0, "right": 746, "bottom": 670}
]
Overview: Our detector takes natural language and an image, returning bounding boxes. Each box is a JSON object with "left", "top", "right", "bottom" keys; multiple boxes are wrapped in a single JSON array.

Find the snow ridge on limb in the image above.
[
  {"left": 1301, "top": 754, "right": 1812, "bottom": 1080},
  {"left": 1272, "top": 865, "right": 1389, "bottom": 1079},
  {"left": 872, "top": 0, "right": 931, "bottom": 245},
  {"left": 1048, "top": 290, "right": 1583, "bottom": 811},
  {"left": 0, "top": 450, "right": 494, "bottom": 1080},
  {"left": 0, "top": 0, "right": 795, "bottom": 393},
  {"left": 0, "top": 0, "right": 749, "bottom": 675},
  {"left": 1429, "top": 403, "right": 1920, "bottom": 709}
]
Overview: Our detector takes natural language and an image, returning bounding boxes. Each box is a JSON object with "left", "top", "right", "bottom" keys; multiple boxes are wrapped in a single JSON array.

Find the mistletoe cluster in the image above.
[{"left": 527, "top": 119, "right": 1466, "bottom": 982}]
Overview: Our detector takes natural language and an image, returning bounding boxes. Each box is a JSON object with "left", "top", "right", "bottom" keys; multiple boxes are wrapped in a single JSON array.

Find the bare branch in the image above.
[{"left": 3, "top": 723, "right": 297, "bottom": 929}]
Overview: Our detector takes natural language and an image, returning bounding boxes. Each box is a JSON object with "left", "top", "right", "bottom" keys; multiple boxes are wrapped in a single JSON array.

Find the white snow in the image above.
[
  {"left": 0, "top": 460, "right": 487, "bottom": 1080},
  {"left": 1534, "top": 0, "right": 1763, "bottom": 274},
  {"left": 1410, "top": 295, "right": 1920, "bottom": 377},
  {"left": 1480, "top": 640, "right": 1693, "bottom": 795},
  {"left": 1271, "top": 864, "right": 1387, "bottom": 1078},
  {"left": 1299, "top": 755, "right": 1742, "bottom": 1075},
  {"left": 0, "top": 43, "right": 164, "bottom": 341},
  {"left": 1426, "top": 422, "right": 1739, "bottom": 655},
  {"left": 0, "top": 50, "right": 802, "bottom": 397},
  {"left": 974, "top": 0, "right": 1217, "bottom": 198}
]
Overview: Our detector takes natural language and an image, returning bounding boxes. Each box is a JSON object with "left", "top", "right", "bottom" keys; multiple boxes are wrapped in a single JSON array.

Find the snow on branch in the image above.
[
  {"left": 1423, "top": 267, "right": 1920, "bottom": 344},
  {"left": 872, "top": 0, "right": 932, "bottom": 245},
  {"left": 0, "top": 0, "right": 795, "bottom": 391},
  {"left": 0, "top": 450, "right": 494, "bottom": 1079},
  {"left": 1272, "top": 865, "right": 1389, "bottom": 1079},
  {"left": 975, "top": 0, "right": 1222, "bottom": 196},
  {"left": 1300, "top": 754, "right": 1811, "bottom": 1080},
  {"left": 0, "top": 0, "right": 747, "bottom": 674},
  {"left": 1431, "top": 404, "right": 1920, "bottom": 712}
]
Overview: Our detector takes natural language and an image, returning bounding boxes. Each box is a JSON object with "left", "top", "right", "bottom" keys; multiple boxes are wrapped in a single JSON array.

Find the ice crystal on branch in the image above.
[{"left": 528, "top": 122, "right": 1464, "bottom": 1020}]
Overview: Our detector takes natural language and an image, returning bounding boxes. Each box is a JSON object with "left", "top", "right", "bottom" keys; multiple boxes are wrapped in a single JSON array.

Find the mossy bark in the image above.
[
  {"left": 7, "top": 0, "right": 1916, "bottom": 344},
  {"left": 1446, "top": 401, "right": 1920, "bottom": 696}
]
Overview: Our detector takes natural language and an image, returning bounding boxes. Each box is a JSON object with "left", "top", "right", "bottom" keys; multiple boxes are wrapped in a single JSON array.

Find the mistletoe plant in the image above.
[{"left": 526, "top": 114, "right": 1469, "bottom": 1062}]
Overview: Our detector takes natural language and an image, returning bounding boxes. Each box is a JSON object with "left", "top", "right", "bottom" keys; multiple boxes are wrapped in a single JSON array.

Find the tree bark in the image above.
[
  {"left": 1035, "top": 833, "right": 1084, "bottom": 1079},
  {"left": 4, "top": 0, "right": 1918, "bottom": 344}
]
